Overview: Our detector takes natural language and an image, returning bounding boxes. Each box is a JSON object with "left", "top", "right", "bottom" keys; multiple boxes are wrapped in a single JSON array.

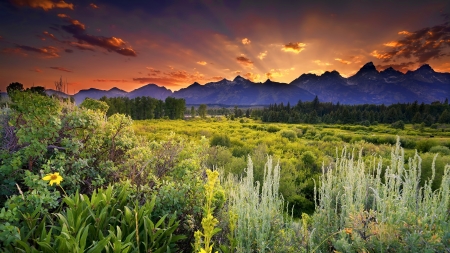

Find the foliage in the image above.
[
  {"left": 210, "top": 134, "right": 231, "bottom": 147},
  {"left": 258, "top": 100, "right": 450, "bottom": 126},
  {"left": 2, "top": 182, "right": 185, "bottom": 252},
  {"left": 312, "top": 137, "right": 450, "bottom": 252},
  {"left": 79, "top": 97, "right": 109, "bottom": 113},
  {"left": 199, "top": 104, "right": 207, "bottom": 119},
  {"left": 221, "top": 156, "right": 299, "bottom": 252},
  {"left": 194, "top": 169, "right": 224, "bottom": 253}
]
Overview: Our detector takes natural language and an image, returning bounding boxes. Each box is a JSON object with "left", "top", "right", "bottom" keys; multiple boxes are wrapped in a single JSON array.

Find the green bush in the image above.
[
  {"left": 280, "top": 129, "right": 297, "bottom": 141},
  {"left": 416, "top": 139, "right": 438, "bottom": 153},
  {"left": 210, "top": 134, "right": 231, "bottom": 147},
  {"left": 267, "top": 125, "right": 280, "bottom": 133},
  {"left": 429, "top": 145, "right": 450, "bottom": 155}
]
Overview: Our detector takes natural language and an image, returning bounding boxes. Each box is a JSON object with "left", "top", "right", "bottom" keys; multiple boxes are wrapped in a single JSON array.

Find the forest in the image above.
[{"left": 0, "top": 86, "right": 449, "bottom": 252}]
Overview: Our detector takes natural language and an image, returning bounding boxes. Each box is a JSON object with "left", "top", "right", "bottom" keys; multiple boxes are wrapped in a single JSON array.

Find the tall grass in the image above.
[
  {"left": 312, "top": 137, "right": 450, "bottom": 252},
  {"left": 224, "top": 156, "right": 294, "bottom": 252}
]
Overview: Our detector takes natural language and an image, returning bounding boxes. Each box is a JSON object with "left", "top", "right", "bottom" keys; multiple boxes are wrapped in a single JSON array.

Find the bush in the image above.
[
  {"left": 210, "top": 134, "right": 231, "bottom": 147},
  {"left": 391, "top": 120, "right": 405, "bottom": 129},
  {"left": 280, "top": 129, "right": 297, "bottom": 141},
  {"left": 416, "top": 139, "right": 438, "bottom": 153},
  {"left": 267, "top": 125, "right": 280, "bottom": 133},
  {"left": 429, "top": 145, "right": 450, "bottom": 155}
]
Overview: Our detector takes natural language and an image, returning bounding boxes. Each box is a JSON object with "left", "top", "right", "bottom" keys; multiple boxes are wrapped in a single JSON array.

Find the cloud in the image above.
[
  {"left": 257, "top": 51, "right": 267, "bottom": 60},
  {"left": 10, "top": 0, "right": 74, "bottom": 10},
  {"left": 374, "top": 23, "right": 450, "bottom": 63},
  {"left": 133, "top": 67, "right": 222, "bottom": 89},
  {"left": 65, "top": 48, "right": 73, "bottom": 53},
  {"left": 236, "top": 55, "right": 253, "bottom": 67},
  {"left": 4, "top": 45, "right": 60, "bottom": 58},
  {"left": 375, "top": 61, "right": 416, "bottom": 73},
  {"left": 265, "top": 68, "right": 292, "bottom": 80},
  {"left": 281, "top": 42, "right": 306, "bottom": 54},
  {"left": 334, "top": 58, "right": 352, "bottom": 64},
  {"left": 50, "top": 66, "right": 72, "bottom": 72},
  {"left": 197, "top": 61, "right": 207, "bottom": 65},
  {"left": 68, "top": 41, "right": 95, "bottom": 51},
  {"left": 243, "top": 72, "right": 261, "bottom": 82},
  {"left": 30, "top": 67, "right": 42, "bottom": 72},
  {"left": 314, "top": 60, "right": 332, "bottom": 66},
  {"left": 59, "top": 15, "right": 137, "bottom": 56},
  {"left": 89, "top": 3, "right": 98, "bottom": 9},
  {"left": 57, "top": 13, "right": 69, "bottom": 18},
  {"left": 93, "top": 79, "right": 128, "bottom": 82},
  {"left": 42, "top": 31, "right": 58, "bottom": 41},
  {"left": 242, "top": 38, "right": 251, "bottom": 45},
  {"left": 308, "top": 69, "right": 325, "bottom": 75}
]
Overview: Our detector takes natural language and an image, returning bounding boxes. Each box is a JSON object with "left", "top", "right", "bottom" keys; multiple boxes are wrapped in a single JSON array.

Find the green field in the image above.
[{"left": 1, "top": 91, "right": 449, "bottom": 252}]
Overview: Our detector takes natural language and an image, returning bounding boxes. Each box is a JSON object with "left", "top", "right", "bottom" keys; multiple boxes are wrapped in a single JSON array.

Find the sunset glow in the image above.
[{"left": 1, "top": 0, "right": 450, "bottom": 94}]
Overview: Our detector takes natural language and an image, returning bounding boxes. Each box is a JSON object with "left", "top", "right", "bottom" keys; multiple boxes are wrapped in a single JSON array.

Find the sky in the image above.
[{"left": 1, "top": 0, "right": 450, "bottom": 94}]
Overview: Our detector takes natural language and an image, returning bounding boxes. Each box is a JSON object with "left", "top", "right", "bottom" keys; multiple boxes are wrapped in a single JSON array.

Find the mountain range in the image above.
[{"left": 41, "top": 62, "right": 450, "bottom": 105}]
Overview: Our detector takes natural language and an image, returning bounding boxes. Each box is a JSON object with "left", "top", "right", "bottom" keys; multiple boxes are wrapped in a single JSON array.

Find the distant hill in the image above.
[{"left": 26, "top": 62, "right": 450, "bottom": 105}]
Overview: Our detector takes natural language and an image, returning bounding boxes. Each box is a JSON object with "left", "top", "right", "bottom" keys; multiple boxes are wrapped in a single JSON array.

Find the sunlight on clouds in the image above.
[
  {"left": 398, "top": 31, "right": 412, "bottom": 35},
  {"left": 11, "top": 0, "right": 74, "bottom": 10},
  {"left": 257, "top": 51, "right": 267, "bottom": 60},
  {"left": 242, "top": 38, "right": 251, "bottom": 45},
  {"left": 370, "top": 50, "right": 390, "bottom": 60},
  {"left": 383, "top": 41, "right": 402, "bottom": 47},
  {"left": 243, "top": 72, "right": 261, "bottom": 82},
  {"left": 334, "top": 58, "right": 351, "bottom": 64},
  {"left": 313, "top": 60, "right": 332, "bottom": 66},
  {"left": 197, "top": 61, "right": 207, "bottom": 65},
  {"left": 281, "top": 42, "right": 306, "bottom": 54}
]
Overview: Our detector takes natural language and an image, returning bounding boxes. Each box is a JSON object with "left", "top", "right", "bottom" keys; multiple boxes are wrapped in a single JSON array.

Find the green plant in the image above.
[
  {"left": 6, "top": 183, "right": 185, "bottom": 252},
  {"left": 312, "top": 137, "right": 450, "bottom": 252},
  {"left": 194, "top": 169, "right": 224, "bottom": 253}
]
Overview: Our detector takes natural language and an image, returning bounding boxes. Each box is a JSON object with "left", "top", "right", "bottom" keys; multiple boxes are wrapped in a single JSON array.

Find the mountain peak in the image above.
[
  {"left": 417, "top": 64, "right": 434, "bottom": 72},
  {"left": 361, "top": 62, "right": 377, "bottom": 71},
  {"left": 233, "top": 75, "right": 247, "bottom": 82}
]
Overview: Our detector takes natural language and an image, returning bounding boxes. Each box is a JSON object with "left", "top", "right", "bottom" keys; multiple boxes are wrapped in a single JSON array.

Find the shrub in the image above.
[
  {"left": 210, "top": 134, "right": 231, "bottom": 147},
  {"left": 280, "top": 129, "right": 297, "bottom": 141},
  {"left": 267, "top": 125, "right": 280, "bottom": 133},
  {"left": 429, "top": 145, "right": 450, "bottom": 155},
  {"left": 391, "top": 120, "right": 405, "bottom": 129},
  {"left": 416, "top": 139, "right": 438, "bottom": 153},
  {"left": 312, "top": 137, "right": 450, "bottom": 252}
]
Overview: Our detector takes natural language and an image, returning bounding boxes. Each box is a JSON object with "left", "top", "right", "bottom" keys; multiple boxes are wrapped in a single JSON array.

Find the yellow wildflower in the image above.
[
  {"left": 43, "top": 172, "right": 63, "bottom": 186},
  {"left": 344, "top": 228, "right": 352, "bottom": 235}
]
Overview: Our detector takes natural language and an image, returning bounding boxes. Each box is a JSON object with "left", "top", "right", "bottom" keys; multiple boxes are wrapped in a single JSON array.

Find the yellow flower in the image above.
[
  {"left": 43, "top": 172, "right": 63, "bottom": 186},
  {"left": 344, "top": 228, "right": 352, "bottom": 235}
]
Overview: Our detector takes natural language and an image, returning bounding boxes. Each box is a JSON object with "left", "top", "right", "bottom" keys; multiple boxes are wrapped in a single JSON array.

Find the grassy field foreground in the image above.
[{"left": 0, "top": 92, "right": 449, "bottom": 252}]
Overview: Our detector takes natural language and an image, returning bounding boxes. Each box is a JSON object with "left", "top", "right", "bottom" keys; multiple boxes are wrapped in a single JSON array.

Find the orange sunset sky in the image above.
[{"left": 1, "top": 0, "right": 450, "bottom": 94}]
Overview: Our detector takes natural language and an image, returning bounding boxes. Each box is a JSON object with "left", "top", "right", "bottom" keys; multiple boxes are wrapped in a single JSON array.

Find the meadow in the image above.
[{"left": 0, "top": 90, "right": 449, "bottom": 252}]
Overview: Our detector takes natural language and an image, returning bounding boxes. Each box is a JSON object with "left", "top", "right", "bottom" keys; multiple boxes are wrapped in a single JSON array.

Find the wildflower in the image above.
[
  {"left": 344, "top": 228, "right": 352, "bottom": 235},
  {"left": 43, "top": 172, "right": 63, "bottom": 186}
]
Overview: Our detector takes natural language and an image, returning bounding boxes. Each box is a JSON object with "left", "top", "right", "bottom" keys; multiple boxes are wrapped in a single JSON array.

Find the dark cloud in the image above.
[
  {"left": 236, "top": 55, "right": 253, "bottom": 67},
  {"left": 281, "top": 42, "right": 306, "bottom": 54},
  {"left": 376, "top": 61, "right": 416, "bottom": 73},
  {"left": 59, "top": 15, "right": 137, "bottom": 56},
  {"left": 65, "top": 48, "right": 73, "bottom": 53},
  {"left": 50, "top": 66, "right": 72, "bottom": 72},
  {"left": 9, "top": 44, "right": 60, "bottom": 58},
  {"left": 374, "top": 23, "right": 450, "bottom": 63},
  {"left": 89, "top": 3, "right": 99, "bottom": 9},
  {"left": 10, "top": 0, "right": 73, "bottom": 10},
  {"left": 93, "top": 79, "right": 128, "bottom": 82}
]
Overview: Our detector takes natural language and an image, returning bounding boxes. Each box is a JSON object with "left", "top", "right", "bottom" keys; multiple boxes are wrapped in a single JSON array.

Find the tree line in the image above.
[
  {"left": 254, "top": 96, "right": 450, "bottom": 126},
  {"left": 99, "top": 96, "right": 186, "bottom": 120}
]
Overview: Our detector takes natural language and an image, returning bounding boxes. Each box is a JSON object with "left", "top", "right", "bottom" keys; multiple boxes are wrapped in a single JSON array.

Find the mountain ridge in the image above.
[{"left": 43, "top": 62, "right": 449, "bottom": 105}]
